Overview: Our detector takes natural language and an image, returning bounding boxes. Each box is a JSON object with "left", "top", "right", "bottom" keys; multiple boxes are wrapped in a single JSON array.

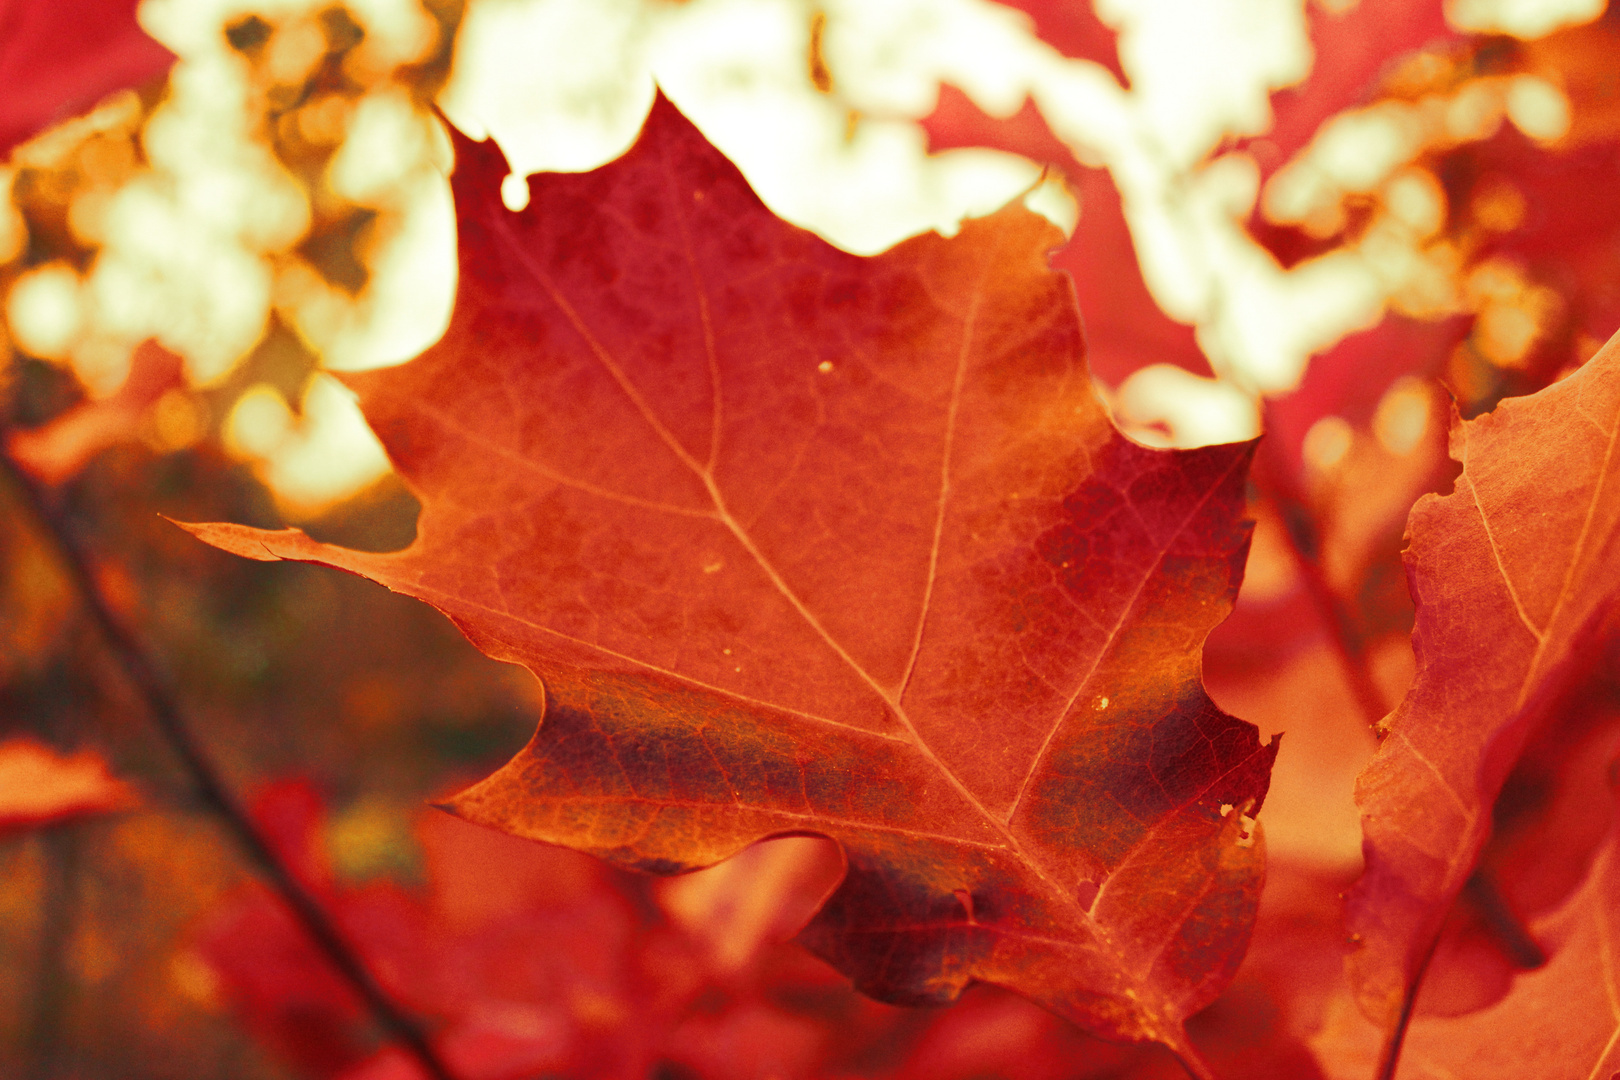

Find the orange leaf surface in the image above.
[
  {"left": 0, "top": 736, "right": 134, "bottom": 834},
  {"left": 184, "top": 94, "right": 1276, "bottom": 1065},
  {"left": 1348, "top": 329, "right": 1620, "bottom": 1030},
  {"left": 1319, "top": 814, "right": 1620, "bottom": 1079}
]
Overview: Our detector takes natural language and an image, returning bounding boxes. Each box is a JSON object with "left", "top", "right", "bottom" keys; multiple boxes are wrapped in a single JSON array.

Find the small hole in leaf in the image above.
[
  {"left": 1076, "top": 879, "right": 1099, "bottom": 910},
  {"left": 501, "top": 174, "right": 530, "bottom": 212}
]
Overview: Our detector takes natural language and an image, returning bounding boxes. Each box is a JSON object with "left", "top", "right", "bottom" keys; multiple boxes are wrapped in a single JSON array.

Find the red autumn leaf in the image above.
[
  {"left": 1247, "top": 0, "right": 1455, "bottom": 177},
  {"left": 182, "top": 93, "right": 1276, "bottom": 1067},
  {"left": 1452, "top": 646, "right": 1620, "bottom": 971},
  {"left": 1242, "top": 1, "right": 1458, "bottom": 267},
  {"left": 197, "top": 781, "right": 371, "bottom": 1076},
  {"left": 1462, "top": 130, "right": 1620, "bottom": 369},
  {"left": 920, "top": 85, "right": 1208, "bottom": 385},
  {"left": 988, "top": 0, "right": 1126, "bottom": 85},
  {"left": 1520, "top": 8, "right": 1620, "bottom": 150},
  {"left": 1347, "top": 329, "right": 1620, "bottom": 1033},
  {"left": 659, "top": 834, "right": 844, "bottom": 975},
  {"left": 890, "top": 984, "right": 1151, "bottom": 1079},
  {"left": 0, "top": 0, "right": 173, "bottom": 156},
  {"left": 1262, "top": 315, "right": 1468, "bottom": 478},
  {"left": 0, "top": 735, "right": 134, "bottom": 834},
  {"left": 201, "top": 780, "right": 707, "bottom": 1080},
  {"left": 1366, "top": 631, "right": 1620, "bottom": 1022},
  {"left": 210, "top": 782, "right": 1189, "bottom": 1080},
  {"left": 1316, "top": 811, "right": 1620, "bottom": 1079}
]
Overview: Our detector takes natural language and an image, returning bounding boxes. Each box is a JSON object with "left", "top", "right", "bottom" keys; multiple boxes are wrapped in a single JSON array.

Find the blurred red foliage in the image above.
[{"left": 0, "top": 0, "right": 172, "bottom": 155}]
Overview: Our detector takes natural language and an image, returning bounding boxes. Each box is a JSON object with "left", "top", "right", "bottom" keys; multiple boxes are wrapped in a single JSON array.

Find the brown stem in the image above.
[
  {"left": 25, "top": 828, "right": 81, "bottom": 1080},
  {"left": 1376, "top": 928, "right": 1439, "bottom": 1080},
  {"left": 1374, "top": 870, "right": 1547, "bottom": 1080},
  {"left": 1464, "top": 869, "right": 1546, "bottom": 970},
  {"left": 1251, "top": 417, "right": 1390, "bottom": 730},
  {"left": 1172, "top": 1041, "right": 1220, "bottom": 1080},
  {"left": 0, "top": 445, "right": 457, "bottom": 1080},
  {"left": 1273, "top": 503, "right": 1392, "bottom": 729}
]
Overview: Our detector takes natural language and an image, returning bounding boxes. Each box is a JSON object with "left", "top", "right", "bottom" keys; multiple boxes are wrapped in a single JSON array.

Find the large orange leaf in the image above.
[
  {"left": 1347, "top": 329, "right": 1620, "bottom": 1030},
  {"left": 184, "top": 94, "right": 1275, "bottom": 1068}
]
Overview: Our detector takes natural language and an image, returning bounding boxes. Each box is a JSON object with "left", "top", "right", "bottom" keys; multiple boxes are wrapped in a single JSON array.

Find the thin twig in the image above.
[
  {"left": 1464, "top": 868, "right": 1546, "bottom": 970},
  {"left": 25, "top": 828, "right": 81, "bottom": 1080},
  {"left": 0, "top": 444, "right": 457, "bottom": 1080},
  {"left": 1375, "top": 928, "right": 1439, "bottom": 1080},
  {"left": 1172, "top": 1038, "right": 1221, "bottom": 1080},
  {"left": 1372, "top": 870, "right": 1545, "bottom": 1080},
  {"left": 1270, "top": 497, "right": 1392, "bottom": 728},
  {"left": 1251, "top": 415, "right": 1391, "bottom": 729}
]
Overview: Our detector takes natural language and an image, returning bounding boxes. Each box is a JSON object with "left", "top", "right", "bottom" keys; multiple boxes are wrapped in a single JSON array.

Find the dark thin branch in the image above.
[
  {"left": 1376, "top": 928, "right": 1439, "bottom": 1080},
  {"left": 1374, "top": 870, "right": 1546, "bottom": 1080},
  {"left": 1251, "top": 416, "right": 1391, "bottom": 730},
  {"left": 0, "top": 443, "right": 457, "bottom": 1080},
  {"left": 1172, "top": 1040, "right": 1220, "bottom": 1080},
  {"left": 25, "top": 828, "right": 81, "bottom": 1080},
  {"left": 1464, "top": 868, "right": 1546, "bottom": 970},
  {"left": 1270, "top": 497, "right": 1392, "bottom": 728}
]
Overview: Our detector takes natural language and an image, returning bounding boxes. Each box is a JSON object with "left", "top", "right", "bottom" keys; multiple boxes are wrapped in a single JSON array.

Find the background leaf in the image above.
[{"left": 1350, "top": 328, "right": 1620, "bottom": 1031}]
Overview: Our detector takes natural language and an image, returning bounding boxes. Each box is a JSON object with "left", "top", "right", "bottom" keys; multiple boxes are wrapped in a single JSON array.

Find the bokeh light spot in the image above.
[{"left": 7, "top": 263, "right": 85, "bottom": 361}]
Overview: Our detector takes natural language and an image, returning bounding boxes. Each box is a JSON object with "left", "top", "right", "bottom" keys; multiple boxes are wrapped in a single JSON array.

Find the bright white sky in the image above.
[{"left": 99, "top": 0, "right": 1602, "bottom": 509}]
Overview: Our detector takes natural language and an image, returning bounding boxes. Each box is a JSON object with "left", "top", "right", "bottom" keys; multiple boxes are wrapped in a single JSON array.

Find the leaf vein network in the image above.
[
  {"left": 411, "top": 387, "right": 715, "bottom": 518},
  {"left": 494, "top": 144, "right": 1105, "bottom": 932},
  {"left": 1516, "top": 381, "right": 1620, "bottom": 709},
  {"left": 1457, "top": 436, "right": 1545, "bottom": 646},
  {"left": 1005, "top": 449, "right": 1250, "bottom": 827},
  {"left": 393, "top": 580, "right": 913, "bottom": 744}
]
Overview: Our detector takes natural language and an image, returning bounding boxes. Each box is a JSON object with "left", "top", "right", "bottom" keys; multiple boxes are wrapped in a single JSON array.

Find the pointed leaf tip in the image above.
[{"left": 173, "top": 521, "right": 311, "bottom": 562}]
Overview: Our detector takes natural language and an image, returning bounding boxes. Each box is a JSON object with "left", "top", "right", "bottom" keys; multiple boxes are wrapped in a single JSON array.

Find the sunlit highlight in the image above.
[
  {"left": 7, "top": 262, "right": 85, "bottom": 362},
  {"left": 1, "top": 0, "right": 1610, "bottom": 507}
]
